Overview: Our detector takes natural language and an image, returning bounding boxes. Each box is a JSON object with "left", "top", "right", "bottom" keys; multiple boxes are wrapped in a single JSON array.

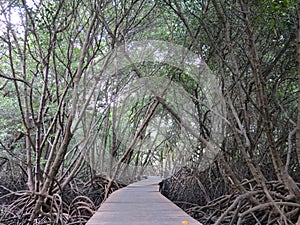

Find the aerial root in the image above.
[
  {"left": 0, "top": 175, "right": 125, "bottom": 224},
  {"left": 186, "top": 181, "right": 300, "bottom": 225},
  {"left": 160, "top": 167, "right": 300, "bottom": 225}
]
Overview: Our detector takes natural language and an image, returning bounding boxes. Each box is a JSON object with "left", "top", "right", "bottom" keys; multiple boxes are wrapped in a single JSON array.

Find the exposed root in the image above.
[
  {"left": 0, "top": 175, "right": 125, "bottom": 225},
  {"left": 160, "top": 167, "right": 300, "bottom": 225}
]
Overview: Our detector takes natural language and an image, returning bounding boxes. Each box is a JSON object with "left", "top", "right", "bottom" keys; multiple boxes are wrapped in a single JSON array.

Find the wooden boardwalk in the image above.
[{"left": 86, "top": 176, "right": 202, "bottom": 225}]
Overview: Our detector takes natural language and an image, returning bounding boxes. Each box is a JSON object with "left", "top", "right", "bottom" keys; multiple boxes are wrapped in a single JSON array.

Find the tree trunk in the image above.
[
  {"left": 241, "top": 0, "right": 300, "bottom": 198},
  {"left": 296, "top": 1, "right": 300, "bottom": 168}
]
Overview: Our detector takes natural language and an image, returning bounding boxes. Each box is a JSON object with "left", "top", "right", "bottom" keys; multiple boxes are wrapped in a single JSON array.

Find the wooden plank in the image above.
[{"left": 86, "top": 176, "right": 202, "bottom": 225}]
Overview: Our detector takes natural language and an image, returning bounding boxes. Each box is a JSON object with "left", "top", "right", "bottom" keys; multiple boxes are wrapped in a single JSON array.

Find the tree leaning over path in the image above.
[
  {"left": 0, "top": 0, "right": 300, "bottom": 224},
  {"left": 0, "top": 0, "right": 159, "bottom": 223}
]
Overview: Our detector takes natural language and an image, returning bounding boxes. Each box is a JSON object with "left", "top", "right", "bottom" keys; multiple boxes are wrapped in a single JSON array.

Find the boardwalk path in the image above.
[{"left": 86, "top": 176, "right": 202, "bottom": 225}]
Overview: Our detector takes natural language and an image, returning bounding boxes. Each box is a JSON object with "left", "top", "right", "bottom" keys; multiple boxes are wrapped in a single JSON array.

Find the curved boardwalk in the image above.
[{"left": 86, "top": 176, "right": 202, "bottom": 225}]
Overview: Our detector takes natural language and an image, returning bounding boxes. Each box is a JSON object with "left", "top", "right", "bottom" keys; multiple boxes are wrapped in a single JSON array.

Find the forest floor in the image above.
[
  {"left": 1, "top": 166, "right": 300, "bottom": 224},
  {"left": 159, "top": 167, "right": 300, "bottom": 225},
  {"left": 0, "top": 172, "right": 125, "bottom": 225}
]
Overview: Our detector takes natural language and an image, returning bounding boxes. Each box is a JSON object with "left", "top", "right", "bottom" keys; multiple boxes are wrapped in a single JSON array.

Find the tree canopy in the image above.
[{"left": 0, "top": 0, "right": 300, "bottom": 224}]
